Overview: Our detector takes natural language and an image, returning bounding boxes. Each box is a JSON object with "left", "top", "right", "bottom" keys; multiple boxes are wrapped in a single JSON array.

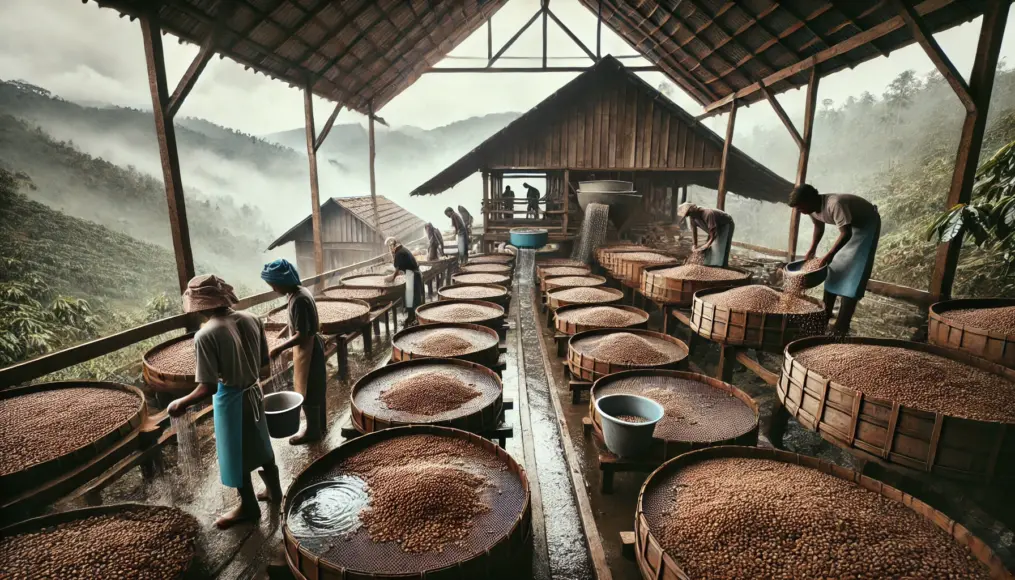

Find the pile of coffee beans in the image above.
[
  {"left": 552, "top": 287, "right": 618, "bottom": 304},
  {"left": 653, "top": 264, "right": 749, "bottom": 282},
  {"left": 422, "top": 303, "right": 501, "bottom": 323},
  {"left": 616, "top": 252, "right": 675, "bottom": 263},
  {"left": 794, "top": 344, "right": 1015, "bottom": 422},
  {"left": 545, "top": 276, "right": 602, "bottom": 288},
  {"left": 942, "top": 305, "right": 1015, "bottom": 335},
  {"left": 454, "top": 273, "right": 510, "bottom": 284},
  {"left": 380, "top": 372, "right": 482, "bottom": 416},
  {"left": 0, "top": 505, "right": 198, "bottom": 579},
  {"left": 345, "top": 275, "right": 403, "bottom": 287},
  {"left": 0, "top": 386, "right": 141, "bottom": 475},
  {"left": 684, "top": 250, "right": 706, "bottom": 265},
  {"left": 703, "top": 285, "right": 820, "bottom": 314},
  {"left": 416, "top": 332, "right": 479, "bottom": 357},
  {"left": 586, "top": 333, "right": 672, "bottom": 365},
  {"left": 557, "top": 306, "right": 643, "bottom": 327},
  {"left": 317, "top": 300, "right": 370, "bottom": 324},
  {"left": 462, "top": 264, "right": 511, "bottom": 274},
  {"left": 614, "top": 414, "right": 650, "bottom": 423},
  {"left": 540, "top": 266, "right": 590, "bottom": 278},
  {"left": 323, "top": 288, "right": 384, "bottom": 302},
  {"left": 649, "top": 457, "right": 991, "bottom": 578},
  {"left": 146, "top": 338, "right": 196, "bottom": 375},
  {"left": 441, "top": 286, "right": 506, "bottom": 300}
]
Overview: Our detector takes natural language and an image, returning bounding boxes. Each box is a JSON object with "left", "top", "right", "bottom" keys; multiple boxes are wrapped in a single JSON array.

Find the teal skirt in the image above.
[{"left": 213, "top": 382, "right": 274, "bottom": 488}]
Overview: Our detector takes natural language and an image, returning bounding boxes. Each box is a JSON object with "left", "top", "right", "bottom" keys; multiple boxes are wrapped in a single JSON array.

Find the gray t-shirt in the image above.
[
  {"left": 287, "top": 287, "right": 319, "bottom": 338},
  {"left": 194, "top": 310, "right": 268, "bottom": 387},
  {"left": 812, "top": 194, "right": 878, "bottom": 229}
]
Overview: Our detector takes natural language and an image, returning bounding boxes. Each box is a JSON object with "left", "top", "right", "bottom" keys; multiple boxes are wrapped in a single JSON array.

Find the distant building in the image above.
[{"left": 267, "top": 196, "right": 425, "bottom": 276}]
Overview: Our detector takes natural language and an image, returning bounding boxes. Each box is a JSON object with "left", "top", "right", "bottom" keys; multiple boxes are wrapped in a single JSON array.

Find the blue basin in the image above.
[{"left": 509, "top": 228, "right": 548, "bottom": 249}]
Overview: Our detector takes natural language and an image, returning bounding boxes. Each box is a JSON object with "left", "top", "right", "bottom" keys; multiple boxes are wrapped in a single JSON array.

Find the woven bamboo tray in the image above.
[
  {"left": 282, "top": 426, "right": 531, "bottom": 580},
  {"left": 339, "top": 273, "right": 404, "bottom": 303},
  {"left": 351, "top": 358, "right": 503, "bottom": 435},
  {"left": 460, "top": 263, "right": 513, "bottom": 275},
  {"left": 416, "top": 299, "right": 505, "bottom": 330},
  {"left": 142, "top": 332, "right": 198, "bottom": 395},
  {"left": 320, "top": 285, "right": 387, "bottom": 307},
  {"left": 267, "top": 298, "right": 371, "bottom": 336},
  {"left": 437, "top": 283, "right": 510, "bottom": 311},
  {"left": 0, "top": 381, "right": 146, "bottom": 504},
  {"left": 641, "top": 264, "right": 753, "bottom": 307},
  {"left": 452, "top": 272, "right": 512, "bottom": 288},
  {"left": 689, "top": 285, "right": 827, "bottom": 352},
  {"left": 543, "top": 274, "right": 607, "bottom": 292},
  {"left": 546, "top": 285, "right": 623, "bottom": 310},
  {"left": 392, "top": 322, "right": 501, "bottom": 369},
  {"left": 567, "top": 328, "right": 689, "bottom": 382},
  {"left": 553, "top": 303, "right": 649, "bottom": 335},
  {"left": 613, "top": 253, "right": 680, "bottom": 286},
  {"left": 589, "top": 370, "right": 758, "bottom": 462},
  {"left": 779, "top": 336, "right": 1015, "bottom": 484},
  {"left": 635, "top": 446, "right": 1014, "bottom": 580},
  {"left": 929, "top": 298, "right": 1015, "bottom": 369}
]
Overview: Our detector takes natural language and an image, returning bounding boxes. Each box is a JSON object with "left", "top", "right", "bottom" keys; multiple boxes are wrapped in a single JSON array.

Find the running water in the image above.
[
  {"left": 517, "top": 248, "right": 536, "bottom": 286},
  {"left": 287, "top": 475, "right": 370, "bottom": 545},
  {"left": 264, "top": 353, "right": 289, "bottom": 394},
  {"left": 570, "top": 203, "right": 610, "bottom": 265},
  {"left": 170, "top": 407, "right": 200, "bottom": 481}
]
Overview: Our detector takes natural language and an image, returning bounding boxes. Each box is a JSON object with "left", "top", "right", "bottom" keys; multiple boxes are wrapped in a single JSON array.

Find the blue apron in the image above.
[
  {"left": 825, "top": 212, "right": 881, "bottom": 300},
  {"left": 213, "top": 382, "right": 274, "bottom": 488},
  {"left": 704, "top": 222, "right": 734, "bottom": 267}
]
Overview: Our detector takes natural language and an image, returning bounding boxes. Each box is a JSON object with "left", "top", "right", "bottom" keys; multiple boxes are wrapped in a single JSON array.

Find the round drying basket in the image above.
[
  {"left": 351, "top": 358, "right": 503, "bottom": 434},
  {"left": 780, "top": 335, "right": 1015, "bottom": 484},
  {"left": 634, "top": 446, "right": 1014, "bottom": 580},
  {"left": 460, "top": 263, "right": 513, "bottom": 275},
  {"left": 339, "top": 273, "right": 405, "bottom": 303},
  {"left": 0, "top": 503, "right": 199, "bottom": 578},
  {"left": 451, "top": 272, "right": 512, "bottom": 288},
  {"left": 282, "top": 426, "right": 531, "bottom": 580},
  {"left": 641, "top": 264, "right": 753, "bottom": 307},
  {"left": 416, "top": 299, "right": 505, "bottom": 330},
  {"left": 320, "top": 285, "right": 387, "bottom": 307},
  {"left": 543, "top": 274, "right": 607, "bottom": 293},
  {"left": 0, "top": 381, "right": 146, "bottom": 507},
  {"left": 589, "top": 370, "right": 758, "bottom": 462},
  {"left": 142, "top": 332, "right": 198, "bottom": 395},
  {"left": 567, "top": 328, "right": 689, "bottom": 382},
  {"left": 554, "top": 303, "right": 649, "bottom": 335},
  {"left": 469, "top": 253, "right": 516, "bottom": 265},
  {"left": 392, "top": 322, "right": 501, "bottom": 369},
  {"left": 546, "top": 285, "right": 624, "bottom": 310},
  {"left": 536, "top": 265, "right": 591, "bottom": 282},
  {"left": 612, "top": 252, "right": 680, "bottom": 287},
  {"left": 689, "top": 285, "right": 827, "bottom": 353},
  {"left": 929, "top": 298, "right": 1015, "bottom": 369},
  {"left": 267, "top": 298, "right": 371, "bottom": 336},
  {"left": 437, "top": 283, "right": 510, "bottom": 311}
]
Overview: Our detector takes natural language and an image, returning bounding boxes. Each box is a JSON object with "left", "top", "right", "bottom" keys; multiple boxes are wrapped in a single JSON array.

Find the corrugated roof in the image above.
[{"left": 266, "top": 195, "right": 425, "bottom": 250}]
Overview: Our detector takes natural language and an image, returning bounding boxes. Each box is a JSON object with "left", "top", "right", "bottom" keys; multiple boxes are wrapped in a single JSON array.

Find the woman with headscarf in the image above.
[
  {"left": 261, "top": 258, "right": 327, "bottom": 444},
  {"left": 444, "top": 207, "right": 469, "bottom": 264},
  {"left": 425, "top": 222, "right": 446, "bottom": 261},
  {"left": 457, "top": 205, "right": 474, "bottom": 236},
  {"left": 168, "top": 274, "right": 281, "bottom": 529},
  {"left": 677, "top": 202, "right": 735, "bottom": 267},
  {"left": 386, "top": 237, "right": 425, "bottom": 325}
]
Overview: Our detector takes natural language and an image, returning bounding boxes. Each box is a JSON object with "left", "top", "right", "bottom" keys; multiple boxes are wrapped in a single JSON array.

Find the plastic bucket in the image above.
[
  {"left": 784, "top": 259, "right": 828, "bottom": 290},
  {"left": 595, "top": 394, "right": 664, "bottom": 458},
  {"left": 264, "top": 391, "right": 304, "bottom": 438}
]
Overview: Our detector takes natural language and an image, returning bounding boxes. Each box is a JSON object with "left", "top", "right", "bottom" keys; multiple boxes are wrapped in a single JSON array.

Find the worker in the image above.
[
  {"left": 523, "top": 182, "right": 543, "bottom": 220},
  {"left": 677, "top": 202, "right": 735, "bottom": 267},
  {"left": 424, "top": 222, "right": 446, "bottom": 261},
  {"left": 789, "top": 184, "right": 881, "bottom": 335},
  {"left": 458, "top": 205, "right": 474, "bottom": 236},
  {"left": 167, "top": 274, "right": 281, "bottom": 529},
  {"left": 445, "top": 207, "right": 469, "bottom": 264},
  {"left": 386, "top": 237, "right": 425, "bottom": 326},
  {"left": 261, "top": 258, "right": 327, "bottom": 445},
  {"left": 502, "top": 185, "right": 515, "bottom": 212}
]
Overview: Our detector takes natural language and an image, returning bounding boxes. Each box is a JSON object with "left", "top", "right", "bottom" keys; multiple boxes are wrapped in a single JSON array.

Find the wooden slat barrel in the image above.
[
  {"left": 635, "top": 446, "right": 1013, "bottom": 580},
  {"left": 142, "top": 332, "right": 197, "bottom": 395},
  {"left": 392, "top": 322, "right": 501, "bottom": 369},
  {"left": 340, "top": 273, "right": 404, "bottom": 303},
  {"left": 612, "top": 252, "right": 680, "bottom": 286},
  {"left": 594, "top": 245, "right": 649, "bottom": 271},
  {"left": 641, "top": 264, "right": 753, "bottom": 307},
  {"left": 779, "top": 336, "right": 1015, "bottom": 484},
  {"left": 469, "top": 253, "right": 515, "bottom": 265},
  {"left": 267, "top": 298, "right": 371, "bottom": 335},
  {"left": 689, "top": 285, "right": 827, "bottom": 353},
  {"left": 350, "top": 358, "right": 503, "bottom": 435},
  {"left": 543, "top": 274, "right": 607, "bottom": 293},
  {"left": 546, "top": 285, "right": 623, "bottom": 310},
  {"left": 567, "top": 328, "right": 689, "bottom": 382},
  {"left": 553, "top": 304, "right": 649, "bottom": 335},
  {"left": 589, "top": 370, "right": 758, "bottom": 462},
  {"left": 536, "top": 265, "right": 591, "bottom": 282},
  {"left": 416, "top": 299, "right": 505, "bottom": 330},
  {"left": 437, "top": 283, "right": 510, "bottom": 311},
  {"left": 929, "top": 298, "right": 1015, "bottom": 368},
  {"left": 282, "top": 426, "right": 531, "bottom": 580}
]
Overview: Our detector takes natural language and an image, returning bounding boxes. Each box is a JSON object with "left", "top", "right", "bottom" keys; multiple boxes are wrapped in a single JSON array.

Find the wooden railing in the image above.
[{"left": 0, "top": 237, "right": 425, "bottom": 388}]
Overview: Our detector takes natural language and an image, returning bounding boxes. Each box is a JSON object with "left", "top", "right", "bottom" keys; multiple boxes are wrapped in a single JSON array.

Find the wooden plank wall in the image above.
[
  {"left": 486, "top": 78, "right": 723, "bottom": 171},
  {"left": 292, "top": 204, "right": 384, "bottom": 245}
]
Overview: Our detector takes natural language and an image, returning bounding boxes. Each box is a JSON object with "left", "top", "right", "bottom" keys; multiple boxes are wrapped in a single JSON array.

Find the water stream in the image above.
[
  {"left": 170, "top": 407, "right": 200, "bottom": 481},
  {"left": 570, "top": 203, "right": 609, "bottom": 265},
  {"left": 286, "top": 475, "right": 370, "bottom": 546}
]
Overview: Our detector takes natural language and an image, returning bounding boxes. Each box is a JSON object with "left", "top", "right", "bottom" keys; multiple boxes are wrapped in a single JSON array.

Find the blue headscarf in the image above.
[{"left": 260, "top": 258, "right": 301, "bottom": 287}]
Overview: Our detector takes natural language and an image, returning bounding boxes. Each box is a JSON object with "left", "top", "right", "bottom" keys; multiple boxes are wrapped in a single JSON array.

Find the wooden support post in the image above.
[
  {"left": 542, "top": 3, "right": 548, "bottom": 69},
  {"left": 681, "top": 184, "right": 688, "bottom": 204},
  {"left": 716, "top": 102, "right": 737, "bottom": 211},
  {"left": 930, "top": 1, "right": 1009, "bottom": 301},
  {"left": 482, "top": 170, "right": 490, "bottom": 242},
  {"left": 891, "top": 0, "right": 975, "bottom": 113},
  {"left": 368, "top": 102, "right": 380, "bottom": 231},
  {"left": 141, "top": 15, "right": 195, "bottom": 294},
  {"left": 303, "top": 85, "right": 325, "bottom": 276},
  {"left": 562, "top": 169, "right": 570, "bottom": 235},
  {"left": 788, "top": 69, "right": 820, "bottom": 261},
  {"left": 596, "top": 0, "right": 602, "bottom": 58},
  {"left": 487, "top": 17, "right": 493, "bottom": 60}
]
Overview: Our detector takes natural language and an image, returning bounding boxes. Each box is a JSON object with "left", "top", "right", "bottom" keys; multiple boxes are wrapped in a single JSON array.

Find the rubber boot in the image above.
[
  {"left": 289, "top": 406, "right": 323, "bottom": 445},
  {"left": 256, "top": 463, "right": 283, "bottom": 502}
]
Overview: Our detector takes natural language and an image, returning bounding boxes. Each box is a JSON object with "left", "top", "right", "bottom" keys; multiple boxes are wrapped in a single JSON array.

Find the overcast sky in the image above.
[{"left": 0, "top": 0, "right": 1012, "bottom": 138}]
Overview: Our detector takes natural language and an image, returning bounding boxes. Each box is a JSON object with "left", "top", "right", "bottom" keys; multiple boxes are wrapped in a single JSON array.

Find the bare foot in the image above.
[
  {"left": 289, "top": 426, "right": 323, "bottom": 445},
  {"left": 215, "top": 503, "right": 260, "bottom": 529},
  {"left": 256, "top": 488, "right": 275, "bottom": 502}
]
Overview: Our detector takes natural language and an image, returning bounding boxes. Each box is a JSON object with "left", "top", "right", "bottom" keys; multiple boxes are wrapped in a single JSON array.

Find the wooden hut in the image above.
[
  {"left": 409, "top": 56, "right": 792, "bottom": 249},
  {"left": 267, "top": 196, "right": 425, "bottom": 276}
]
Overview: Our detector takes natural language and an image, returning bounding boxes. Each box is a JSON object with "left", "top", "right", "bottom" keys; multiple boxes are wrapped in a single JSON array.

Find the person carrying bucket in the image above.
[
  {"left": 386, "top": 237, "right": 425, "bottom": 326},
  {"left": 261, "top": 258, "right": 328, "bottom": 445},
  {"left": 789, "top": 184, "right": 881, "bottom": 335},
  {"left": 677, "top": 202, "right": 735, "bottom": 267},
  {"left": 445, "top": 207, "right": 470, "bottom": 264},
  {"left": 167, "top": 274, "right": 282, "bottom": 529}
]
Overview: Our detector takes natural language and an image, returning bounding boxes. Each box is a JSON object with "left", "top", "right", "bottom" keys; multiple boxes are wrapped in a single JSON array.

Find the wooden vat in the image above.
[
  {"left": 641, "top": 264, "right": 753, "bottom": 307},
  {"left": 339, "top": 273, "right": 404, "bottom": 303},
  {"left": 689, "top": 285, "right": 827, "bottom": 353},
  {"left": 543, "top": 274, "right": 607, "bottom": 293},
  {"left": 779, "top": 336, "right": 1015, "bottom": 484},
  {"left": 282, "top": 426, "right": 531, "bottom": 580},
  {"left": 589, "top": 370, "right": 758, "bottom": 462},
  {"left": 536, "top": 265, "right": 591, "bottom": 281},
  {"left": 351, "top": 358, "right": 503, "bottom": 435},
  {"left": 567, "top": 328, "right": 689, "bottom": 382},
  {"left": 142, "top": 332, "right": 197, "bottom": 395},
  {"left": 553, "top": 304, "right": 649, "bottom": 335},
  {"left": 546, "top": 285, "right": 623, "bottom": 310},
  {"left": 416, "top": 299, "right": 505, "bottom": 330},
  {"left": 451, "top": 272, "right": 512, "bottom": 288},
  {"left": 594, "top": 245, "right": 649, "bottom": 271},
  {"left": 635, "top": 446, "right": 1014, "bottom": 580},
  {"left": 469, "top": 252, "right": 515, "bottom": 265},
  {"left": 320, "top": 285, "right": 386, "bottom": 307},
  {"left": 267, "top": 298, "right": 371, "bottom": 336},
  {"left": 929, "top": 298, "right": 1015, "bottom": 369},
  {"left": 612, "top": 252, "right": 680, "bottom": 286},
  {"left": 392, "top": 322, "right": 501, "bottom": 369},
  {"left": 437, "top": 283, "right": 510, "bottom": 311},
  {"left": 460, "top": 263, "right": 513, "bottom": 275}
]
